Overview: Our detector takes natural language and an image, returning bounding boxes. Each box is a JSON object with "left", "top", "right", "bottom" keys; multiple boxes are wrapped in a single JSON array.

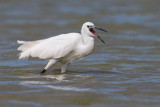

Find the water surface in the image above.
[{"left": 0, "top": 0, "right": 160, "bottom": 107}]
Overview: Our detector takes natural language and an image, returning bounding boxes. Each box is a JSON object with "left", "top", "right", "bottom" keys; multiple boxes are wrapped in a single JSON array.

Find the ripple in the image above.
[{"left": 46, "top": 85, "right": 90, "bottom": 92}]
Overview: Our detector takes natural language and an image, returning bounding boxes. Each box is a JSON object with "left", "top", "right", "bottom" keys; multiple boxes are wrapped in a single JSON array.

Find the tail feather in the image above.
[
  {"left": 17, "top": 40, "right": 26, "bottom": 44},
  {"left": 19, "top": 50, "right": 31, "bottom": 60},
  {"left": 17, "top": 40, "right": 42, "bottom": 60},
  {"left": 17, "top": 40, "right": 41, "bottom": 51}
]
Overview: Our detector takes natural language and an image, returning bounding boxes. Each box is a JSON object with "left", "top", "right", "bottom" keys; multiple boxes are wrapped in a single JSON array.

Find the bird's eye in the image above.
[{"left": 87, "top": 25, "right": 90, "bottom": 28}]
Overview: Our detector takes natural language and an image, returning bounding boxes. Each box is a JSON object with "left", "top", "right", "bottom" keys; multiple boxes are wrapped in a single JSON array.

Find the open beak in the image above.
[{"left": 89, "top": 26, "right": 107, "bottom": 44}]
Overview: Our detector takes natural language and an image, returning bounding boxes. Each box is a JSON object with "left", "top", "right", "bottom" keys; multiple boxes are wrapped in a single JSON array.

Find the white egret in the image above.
[{"left": 17, "top": 22, "right": 107, "bottom": 74}]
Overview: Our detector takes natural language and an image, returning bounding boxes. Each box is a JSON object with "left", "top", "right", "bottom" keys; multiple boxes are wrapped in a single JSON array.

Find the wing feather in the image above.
[{"left": 30, "top": 33, "right": 81, "bottom": 59}]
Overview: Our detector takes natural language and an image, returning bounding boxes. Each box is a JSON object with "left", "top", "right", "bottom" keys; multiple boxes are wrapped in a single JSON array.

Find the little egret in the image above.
[{"left": 17, "top": 22, "right": 107, "bottom": 74}]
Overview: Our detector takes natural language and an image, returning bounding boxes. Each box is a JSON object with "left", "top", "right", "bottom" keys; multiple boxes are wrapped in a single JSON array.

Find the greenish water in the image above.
[{"left": 0, "top": 0, "right": 160, "bottom": 107}]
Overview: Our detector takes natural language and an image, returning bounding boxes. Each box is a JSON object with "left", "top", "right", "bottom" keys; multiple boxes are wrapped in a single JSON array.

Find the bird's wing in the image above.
[{"left": 30, "top": 33, "right": 81, "bottom": 59}]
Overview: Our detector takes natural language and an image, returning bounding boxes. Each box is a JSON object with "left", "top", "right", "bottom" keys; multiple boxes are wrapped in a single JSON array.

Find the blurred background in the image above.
[{"left": 0, "top": 0, "right": 160, "bottom": 107}]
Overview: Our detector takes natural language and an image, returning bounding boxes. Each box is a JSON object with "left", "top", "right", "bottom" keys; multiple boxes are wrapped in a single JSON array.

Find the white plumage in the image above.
[{"left": 17, "top": 22, "right": 107, "bottom": 73}]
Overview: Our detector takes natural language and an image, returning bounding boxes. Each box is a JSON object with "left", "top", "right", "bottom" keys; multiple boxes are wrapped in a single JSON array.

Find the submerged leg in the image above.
[
  {"left": 61, "top": 63, "right": 70, "bottom": 73},
  {"left": 41, "top": 69, "right": 46, "bottom": 74},
  {"left": 41, "top": 59, "right": 57, "bottom": 74}
]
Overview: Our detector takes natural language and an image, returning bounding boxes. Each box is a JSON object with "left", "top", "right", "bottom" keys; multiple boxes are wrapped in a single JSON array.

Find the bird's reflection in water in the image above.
[{"left": 43, "top": 74, "right": 67, "bottom": 81}]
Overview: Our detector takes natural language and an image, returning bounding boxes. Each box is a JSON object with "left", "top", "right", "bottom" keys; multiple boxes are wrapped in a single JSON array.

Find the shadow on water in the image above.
[
  {"left": 37, "top": 69, "right": 122, "bottom": 76},
  {"left": 11, "top": 68, "right": 122, "bottom": 82}
]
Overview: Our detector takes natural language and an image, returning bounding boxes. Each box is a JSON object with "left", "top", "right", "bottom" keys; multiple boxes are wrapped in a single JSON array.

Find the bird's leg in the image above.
[
  {"left": 41, "top": 59, "right": 57, "bottom": 74},
  {"left": 61, "top": 63, "right": 70, "bottom": 73}
]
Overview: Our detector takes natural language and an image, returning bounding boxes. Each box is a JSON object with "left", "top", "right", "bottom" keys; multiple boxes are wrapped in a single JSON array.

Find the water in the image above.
[{"left": 0, "top": 0, "right": 160, "bottom": 107}]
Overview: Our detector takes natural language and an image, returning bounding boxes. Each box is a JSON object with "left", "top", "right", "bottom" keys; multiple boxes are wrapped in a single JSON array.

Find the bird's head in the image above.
[{"left": 81, "top": 22, "right": 107, "bottom": 44}]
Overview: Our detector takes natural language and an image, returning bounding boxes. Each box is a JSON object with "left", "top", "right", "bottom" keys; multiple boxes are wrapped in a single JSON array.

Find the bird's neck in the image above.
[{"left": 81, "top": 33, "right": 94, "bottom": 45}]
